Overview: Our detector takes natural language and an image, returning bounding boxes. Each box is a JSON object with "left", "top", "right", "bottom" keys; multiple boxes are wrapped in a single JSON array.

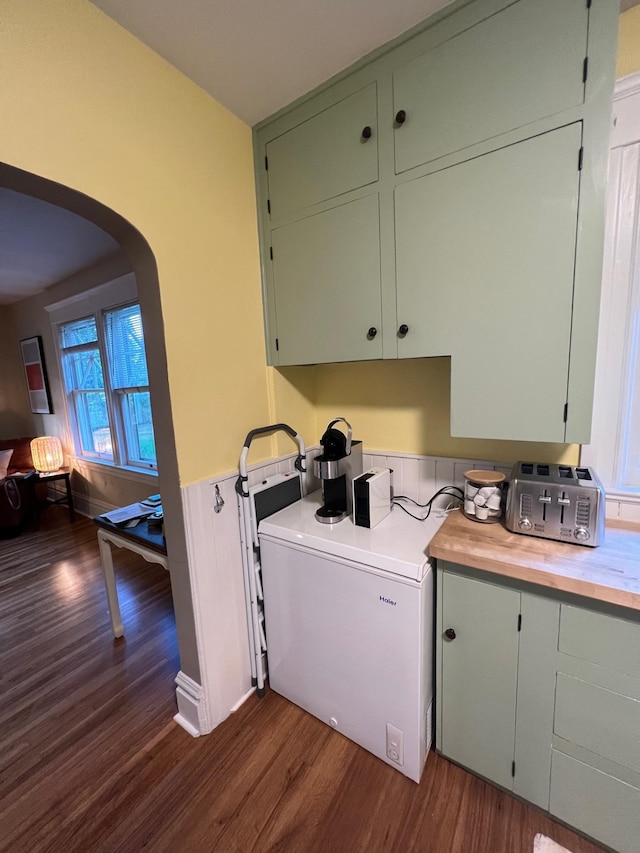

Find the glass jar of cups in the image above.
[{"left": 463, "top": 469, "right": 506, "bottom": 523}]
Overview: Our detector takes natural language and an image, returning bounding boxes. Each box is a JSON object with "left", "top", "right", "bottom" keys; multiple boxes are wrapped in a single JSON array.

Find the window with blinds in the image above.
[{"left": 59, "top": 304, "right": 156, "bottom": 471}]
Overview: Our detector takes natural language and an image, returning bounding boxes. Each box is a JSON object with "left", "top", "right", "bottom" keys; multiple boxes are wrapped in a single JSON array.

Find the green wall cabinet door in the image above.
[
  {"left": 437, "top": 562, "right": 640, "bottom": 852},
  {"left": 440, "top": 571, "right": 521, "bottom": 790},
  {"left": 395, "top": 123, "right": 581, "bottom": 442},
  {"left": 266, "top": 84, "right": 379, "bottom": 225},
  {"left": 270, "top": 194, "right": 383, "bottom": 365},
  {"left": 392, "top": 0, "right": 588, "bottom": 174}
]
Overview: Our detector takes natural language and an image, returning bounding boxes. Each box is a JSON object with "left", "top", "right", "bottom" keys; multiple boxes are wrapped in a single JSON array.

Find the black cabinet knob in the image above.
[
  {"left": 398, "top": 324, "right": 409, "bottom": 337},
  {"left": 444, "top": 628, "right": 456, "bottom": 641},
  {"left": 368, "top": 327, "right": 378, "bottom": 339},
  {"left": 361, "top": 126, "right": 372, "bottom": 140},
  {"left": 395, "top": 109, "right": 407, "bottom": 125}
]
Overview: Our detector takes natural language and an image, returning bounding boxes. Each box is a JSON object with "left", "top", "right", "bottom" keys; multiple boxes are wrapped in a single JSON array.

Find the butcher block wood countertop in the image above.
[{"left": 429, "top": 511, "right": 640, "bottom": 612}]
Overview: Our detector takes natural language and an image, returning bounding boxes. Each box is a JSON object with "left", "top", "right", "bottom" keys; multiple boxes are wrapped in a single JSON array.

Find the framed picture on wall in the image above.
[{"left": 20, "top": 335, "right": 54, "bottom": 414}]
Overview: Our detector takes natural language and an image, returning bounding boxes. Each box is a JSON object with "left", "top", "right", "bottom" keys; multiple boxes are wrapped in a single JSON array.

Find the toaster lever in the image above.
[{"left": 538, "top": 495, "right": 551, "bottom": 503}]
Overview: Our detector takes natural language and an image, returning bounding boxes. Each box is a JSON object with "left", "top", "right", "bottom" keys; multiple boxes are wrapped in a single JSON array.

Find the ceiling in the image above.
[
  {"left": 90, "top": 0, "right": 458, "bottom": 126},
  {"left": 0, "top": 189, "right": 120, "bottom": 305},
  {"left": 2, "top": 0, "right": 637, "bottom": 307},
  {"left": 89, "top": 0, "right": 640, "bottom": 126}
]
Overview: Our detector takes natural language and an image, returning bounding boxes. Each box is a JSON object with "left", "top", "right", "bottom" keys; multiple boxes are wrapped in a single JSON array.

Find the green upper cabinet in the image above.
[
  {"left": 392, "top": 0, "right": 588, "bottom": 174},
  {"left": 271, "top": 194, "right": 383, "bottom": 365},
  {"left": 265, "top": 84, "right": 379, "bottom": 226},
  {"left": 253, "top": 0, "right": 618, "bottom": 441},
  {"left": 395, "top": 123, "right": 581, "bottom": 442}
]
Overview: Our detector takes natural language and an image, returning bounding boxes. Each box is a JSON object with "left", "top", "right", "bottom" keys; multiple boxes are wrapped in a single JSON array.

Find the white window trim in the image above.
[
  {"left": 49, "top": 273, "right": 157, "bottom": 475},
  {"left": 70, "top": 455, "right": 158, "bottom": 484},
  {"left": 582, "top": 72, "right": 640, "bottom": 523}
]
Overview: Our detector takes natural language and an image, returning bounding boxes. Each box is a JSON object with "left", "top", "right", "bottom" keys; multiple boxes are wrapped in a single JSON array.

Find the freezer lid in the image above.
[{"left": 259, "top": 491, "right": 445, "bottom": 581}]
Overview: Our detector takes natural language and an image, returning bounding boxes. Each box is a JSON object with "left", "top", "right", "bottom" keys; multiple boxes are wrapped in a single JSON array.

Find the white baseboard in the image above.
[{"left": 174, "top": 670, "right": 209, "bottom": 737}]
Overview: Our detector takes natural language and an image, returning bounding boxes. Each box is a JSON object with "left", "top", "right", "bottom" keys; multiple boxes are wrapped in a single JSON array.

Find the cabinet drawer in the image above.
[
  {"left": 559, "top": 604, "right": 640, "bottom": 678},
  {"left": 550, "top": 750, "right": 640, "bottom": 853},
  {"left": 266, "top": 84, "right": 378, "bottom": 223},
  {"left": 393, "top": 0, "right": 587, "bottom": 174},
  {"left": 554, "top": 673, "right": 640, "bottom": 773}
]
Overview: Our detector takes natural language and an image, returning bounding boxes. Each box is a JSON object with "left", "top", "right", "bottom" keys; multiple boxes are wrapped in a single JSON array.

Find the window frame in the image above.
[
  {"left": 50, "top": 275, "right": 157, "bottom": 475},
  {"left": 582, "top": 72, "right": 640, "bottom": 521}
]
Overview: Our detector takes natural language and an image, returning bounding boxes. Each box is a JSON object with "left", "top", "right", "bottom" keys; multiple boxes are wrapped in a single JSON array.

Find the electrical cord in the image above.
[{"left": 393, "top": 485, "right": 463, "bottom": 522}]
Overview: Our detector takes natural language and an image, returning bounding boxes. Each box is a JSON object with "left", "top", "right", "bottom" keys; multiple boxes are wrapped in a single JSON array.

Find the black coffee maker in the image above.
[{"left": 314, "top": 418, "right": 363, "bottom": 523}]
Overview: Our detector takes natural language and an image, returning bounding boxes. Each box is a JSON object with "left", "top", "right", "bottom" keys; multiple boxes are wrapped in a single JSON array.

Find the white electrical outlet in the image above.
[{"left": 386, "top": 722, "right": 404, "bottom": 765}]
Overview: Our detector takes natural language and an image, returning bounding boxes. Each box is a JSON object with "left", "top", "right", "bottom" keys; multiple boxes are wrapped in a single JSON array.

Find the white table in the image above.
[{"left": 96, "top": 522, "right": 168, "bottom": 638}]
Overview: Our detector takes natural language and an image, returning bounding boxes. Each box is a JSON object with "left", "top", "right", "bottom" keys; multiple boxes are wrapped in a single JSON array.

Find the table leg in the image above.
[
  {"left": 97, "top": 531, "right": 124, "bottom": 638},
  {"left": 65, "top": 474, "right": 75, "bottom": 522}
]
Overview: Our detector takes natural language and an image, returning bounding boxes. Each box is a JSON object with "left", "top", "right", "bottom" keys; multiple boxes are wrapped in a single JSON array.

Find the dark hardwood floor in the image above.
[{"left": 0, "top": 508, "right": 607, "bottom": 853}]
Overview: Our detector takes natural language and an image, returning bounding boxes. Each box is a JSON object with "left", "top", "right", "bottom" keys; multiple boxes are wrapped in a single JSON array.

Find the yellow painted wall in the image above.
[
  {"left": 1, "top": 0, "right": 270, "bottom": 485},
  {"left": 308, "top": 360, "right": 578, "bottom": 465},
  {"left": 617, "top": 6, "right": 640, "bottom": 78}
]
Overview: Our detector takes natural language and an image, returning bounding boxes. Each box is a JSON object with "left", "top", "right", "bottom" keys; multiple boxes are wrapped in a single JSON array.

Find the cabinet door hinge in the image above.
[
  {"left": 512, "top": 760, "right": 516, "bottom": 778},
  {"left": 269, "top": 246, "right": 273, "bottom": 260},
  {"left": 583, "top": 56, "right": 589, "bottom": 84},
  {"left": 517, "top": 613, "right": 522, "bottom": 632},
  {"left": 265, "top": 156, "right": 269, "bottom": 171},
  {"left": 563, "top": 402, "right": 569, "bottom": 423},
  {"left": 578, "top": 147, "right": 584, "bottom": 171},
  {"left": 267, "top": 198, "right": 271, "bottom": 214},
  {"left": 275, "top": 338, "right": 279, "bottom": 351}
]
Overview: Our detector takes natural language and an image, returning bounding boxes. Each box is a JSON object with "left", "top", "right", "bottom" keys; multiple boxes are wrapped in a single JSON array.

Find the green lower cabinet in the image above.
[
  {"left": 439, "top": 571, "right": 520, "bottom": 790},
  {"left": 437, "top": 563, "right": 640, "bottom": 852}
]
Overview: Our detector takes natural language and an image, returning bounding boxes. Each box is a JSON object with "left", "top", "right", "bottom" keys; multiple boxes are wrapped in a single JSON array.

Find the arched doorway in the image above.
[{"left": 0, "top": 162, "right": 201, "bottom": 716}]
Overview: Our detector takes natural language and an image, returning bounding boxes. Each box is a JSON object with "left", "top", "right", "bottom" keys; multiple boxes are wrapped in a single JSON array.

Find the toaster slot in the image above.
[
  {"left": 575, "top": 467, "right": 592, "bottom": 481},
  {"left": 536, "top": 464, "right": 550, "bottom": 476},
  {"left": 539, "top": 488, "right": 551, "bottom": 521},
  {"left": 557, "top": 490, "right": 571, "bottom": 526},
  {"left": 558, "top": 465, "right": 573, "bottom": 479}
]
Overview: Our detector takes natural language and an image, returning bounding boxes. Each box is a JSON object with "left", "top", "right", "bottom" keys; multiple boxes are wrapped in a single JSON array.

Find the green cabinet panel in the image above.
[
  {"left": 438, "top": 562, "right": 640, "bottom": 851},
  {"left": 554, "top": 673, "right": 640, "bottom": 774},
  {"left": 395, "top": 123, "right": 581, "bottom": 442},
  {"left": 266, "top": 84, "right": 378, "bottom": 224},
  {"left": 393, "top": 0, "right": 587, "bottom": 174},
  {"left": 270, "top": 195, "right": 383, "bottom": 365},
  {"left": 513, "top": 592, "right": 559, "bottom": 810},
  {"left": 558, "top": 604, "right": 640, "bottom": 679},
  {"left": 440, "top": 571, "right": 520, "bottom": 790},
  {"left": 549, "top": 751, "right": 640, "bottom": 853}
]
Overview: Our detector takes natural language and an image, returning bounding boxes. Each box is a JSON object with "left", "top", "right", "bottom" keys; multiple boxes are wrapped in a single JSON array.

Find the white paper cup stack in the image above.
[{"left": 462, "top": 469, "right": 506, "bottom": 523}]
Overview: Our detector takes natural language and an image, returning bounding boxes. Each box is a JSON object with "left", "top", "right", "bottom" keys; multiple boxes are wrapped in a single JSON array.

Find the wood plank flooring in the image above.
[{"left": 0, "top": 508, "right": 608, "bottom": 853}]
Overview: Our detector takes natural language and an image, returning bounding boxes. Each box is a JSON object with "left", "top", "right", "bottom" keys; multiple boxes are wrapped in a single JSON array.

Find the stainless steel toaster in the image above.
[{"left": 505, "top": 462, "right": 605, "bottom": 547}]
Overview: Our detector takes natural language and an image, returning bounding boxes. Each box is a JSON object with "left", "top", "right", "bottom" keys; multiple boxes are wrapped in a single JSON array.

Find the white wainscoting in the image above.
[{"left": 180, "top": 448, "right": 510, "bottom": 735}]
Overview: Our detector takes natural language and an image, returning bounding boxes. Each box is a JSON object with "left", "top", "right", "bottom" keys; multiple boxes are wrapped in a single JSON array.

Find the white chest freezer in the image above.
[{"left": 259, "top": 491, "right": 444, "bottom": 783}]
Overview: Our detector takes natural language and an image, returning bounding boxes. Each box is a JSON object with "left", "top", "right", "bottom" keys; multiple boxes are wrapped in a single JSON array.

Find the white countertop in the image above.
[{"left": 258, "top": 491, "right": 446, "bottom": 581}]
